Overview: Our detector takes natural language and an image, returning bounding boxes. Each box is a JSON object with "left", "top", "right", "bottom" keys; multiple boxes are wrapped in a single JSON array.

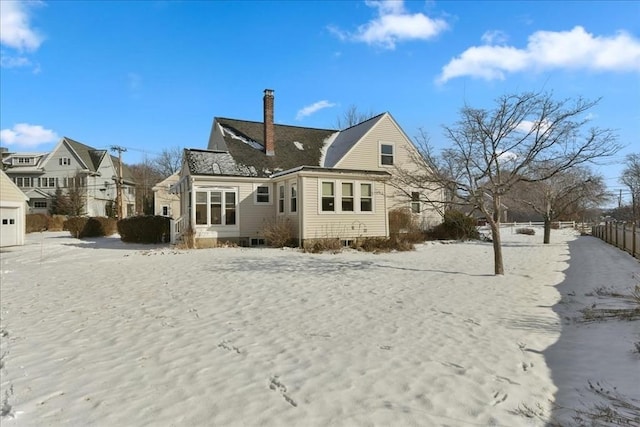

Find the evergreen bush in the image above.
[{"left": 117, "top": 215, "right": 171, "bottom": 243}]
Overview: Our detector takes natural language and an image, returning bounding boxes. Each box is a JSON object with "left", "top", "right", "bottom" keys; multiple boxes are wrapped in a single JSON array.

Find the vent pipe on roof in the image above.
[{"left": 263, "top": 89, "right": 275, "bottom": 156}]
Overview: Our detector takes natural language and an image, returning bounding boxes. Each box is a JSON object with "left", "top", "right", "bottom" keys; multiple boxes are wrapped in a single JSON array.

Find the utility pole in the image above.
[{"left": 110, "top": 146, "right": 127, "bottom": 219}]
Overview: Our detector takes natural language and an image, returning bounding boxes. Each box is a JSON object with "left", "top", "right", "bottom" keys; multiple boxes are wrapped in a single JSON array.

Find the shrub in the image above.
[
  {"left": 117, "top": 215, "right": 171, "bottom": 244},
  {"left": 262, "top": 218, "right": 296, "bottom": 248},
  {"left": 80, "top": 217, "right": 117, "bottom": 238},
  {"left": 354, "top": 236, "right": 415, "bottom": 253},
  {"left": 47, "top": 215, "right": 66, "bottom": 231},
  {"left": 63, "top": 217, "right": 88, "bottom": 238},
  {"left": 26, "top": 214, "right": 49, "bottom": 233},
  {"left": 389, "top": 208, "right": 425, "bottom": 244},
  {"left": 427, "top": 210, "right": 479, "bottom": 240},
  {"left": 516, "top": 228, "right": 536, "bottom": 235},
  {"left": 302, "top": 238, "right": 343, "bottom": 253},
  {"left": 175, "top": 226, "right": 196, "bottom": 249}
]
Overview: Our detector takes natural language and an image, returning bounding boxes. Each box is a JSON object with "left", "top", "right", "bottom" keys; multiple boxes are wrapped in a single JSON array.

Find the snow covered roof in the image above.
[
  {"left": 184, "top": 149, "right": 258, "bottom": 177},
  {"left": 203, "top": 117, "right": 338, "bottom": 177}
]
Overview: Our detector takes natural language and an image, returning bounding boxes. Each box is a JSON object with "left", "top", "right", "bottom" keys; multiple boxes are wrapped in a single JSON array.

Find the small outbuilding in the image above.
[{"left": 0, "top": 170, "right": 29, "bottom": 247}]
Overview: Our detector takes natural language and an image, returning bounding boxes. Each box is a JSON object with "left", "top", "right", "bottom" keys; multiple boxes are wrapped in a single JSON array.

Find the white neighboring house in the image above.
[
  {"left": 2, "top": 137, "right": 136, "bottom": 217},
  {"left": 153, "top": 172, "right": 180, "bottom": 218},
  {"left": 0, "top": 170, "right": 29, "bottom": 247}
]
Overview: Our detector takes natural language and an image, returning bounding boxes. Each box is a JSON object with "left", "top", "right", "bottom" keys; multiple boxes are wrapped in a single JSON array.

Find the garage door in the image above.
[{"left": 0, "top": 207, "right": 19, "bottom": 247}]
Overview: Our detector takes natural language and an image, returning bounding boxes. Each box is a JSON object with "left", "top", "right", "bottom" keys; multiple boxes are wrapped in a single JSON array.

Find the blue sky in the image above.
[{"left": 1, "top": 0, "right": 639, "bottom": 203}]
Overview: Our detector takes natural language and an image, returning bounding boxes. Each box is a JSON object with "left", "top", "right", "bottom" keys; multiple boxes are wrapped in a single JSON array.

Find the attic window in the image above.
[
  {"left": 380, "top": 143, "right": 394, "bottom": 166},
  {"left": 59, "top": 157, "right": 71, "bottom": 166}
]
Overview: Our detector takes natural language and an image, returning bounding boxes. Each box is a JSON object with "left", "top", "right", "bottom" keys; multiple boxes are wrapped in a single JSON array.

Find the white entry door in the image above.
[{"left": 0, "top": 207, "right": 20, "bottom": 247}]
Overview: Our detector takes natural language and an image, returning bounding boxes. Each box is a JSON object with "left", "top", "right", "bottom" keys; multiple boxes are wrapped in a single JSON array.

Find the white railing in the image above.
[
  {"left": 499, "top": 221, "right": 576, "bottom": 229},
  {"left": 170, "top": 215, "right": 188, "bottom": 244}
]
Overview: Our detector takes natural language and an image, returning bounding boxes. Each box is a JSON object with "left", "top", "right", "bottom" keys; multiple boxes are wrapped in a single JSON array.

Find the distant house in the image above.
[
  {"left": 172, "top": 89, "right": 443, "bottom": 246},
  {"left": 2, "top": 137, "right": 136, "bottom": 217},
  {"left": 0, "top": 170, "right": 29, "bottom": 247},
  {"left": 152, "top": 172, "right": 180, "bottom": 218}
]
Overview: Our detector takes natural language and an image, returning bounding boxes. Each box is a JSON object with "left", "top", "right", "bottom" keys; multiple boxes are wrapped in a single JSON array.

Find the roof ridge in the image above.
[
  {"left": 216, "top": 117, "right": 337, "bottom": 132},
  {"left": 338, "top": 112, "right": 386, "bottom": 132}
]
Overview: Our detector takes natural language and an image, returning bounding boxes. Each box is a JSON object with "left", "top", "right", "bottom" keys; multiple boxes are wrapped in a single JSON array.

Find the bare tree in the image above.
[
  {"left": 66, "top": 172, "right": 87, "bottom": 216},
  {"left": 152, "top": 146, "right": 183, "bottom": 178},
  {"left": 394, "top": 91, "right": 621, "bottom": 275},
  {"left": 129, "top": 158, "right": 164, "bottom": 215},
  {"left": 334, "top": 105, "right": 377, "bottom": 129},
  {"left": 509, "top": 167, "right": 609, "bottom": 243},
  {"left": 620, "top": 153, "right": 640, "bottom": 222}
]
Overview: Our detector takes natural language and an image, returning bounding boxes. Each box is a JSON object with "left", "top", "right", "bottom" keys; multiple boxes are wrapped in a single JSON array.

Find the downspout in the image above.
[
  {"left": 384, "top": 179, "right": 389, "bottom": 237},
  {"left": 298, "top": 175, "right": 303, "bottom": 248},
  {"left": 190, "top": 176, "right": 196, "bottom": 233}
]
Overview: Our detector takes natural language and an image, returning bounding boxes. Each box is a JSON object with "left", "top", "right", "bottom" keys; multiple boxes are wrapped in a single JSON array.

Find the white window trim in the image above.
[
  {"left": 277, "top": 184, "right": 285, "bottom": 215},
  {"left": 194, "top": 187, "right": 239, "bottom": 229},
  {"left": 253, "top": 183, "right": 272, "bottom": 205},
  {"left": 318, "top": 180, "right": 375, "bottom": 215},
  {"left": 289, "top": 181, "right": 298, "bottom": 214},
  {"left": 360, "top": 183, "right": 374, "bottom": 213},
  {"left": 379, "top": 141, "right": 395, "bottom": 167}
]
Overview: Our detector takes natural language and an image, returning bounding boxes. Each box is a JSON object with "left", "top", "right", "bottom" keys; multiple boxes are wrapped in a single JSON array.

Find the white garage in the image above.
[{"left": 0, "top": 170, "right": 28, "bottom": 247}]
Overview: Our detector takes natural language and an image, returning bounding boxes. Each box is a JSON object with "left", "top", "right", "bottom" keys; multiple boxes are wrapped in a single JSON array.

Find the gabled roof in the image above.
[
  {"left": 211, "top": 118, "right": 338, "bottom": 177},
  {"left": 22, "top": 188, "right": 52, "bottom": 200},
  {"left": 322, "top": 113, "right": 386, "bottom": 167},
  {"left": 152, "top": 172, "right": 180, "bottom": 191},
  {"left": 0, "top": 170, "right": 29, "bottom": 201},
  {"left": 60, "top": 137, "right": 135, "bottom": 183},
  {"left": 63, "top": 137, "right": 106, "bottom": 171}
]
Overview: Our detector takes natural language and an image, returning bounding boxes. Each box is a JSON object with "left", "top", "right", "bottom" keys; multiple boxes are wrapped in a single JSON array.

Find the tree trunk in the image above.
[
  {"left": 490, "top": 220, "right": 504, "bottom": 275},
  {"left": 543, "top": 196, "right": 552, "bottom": 244},
  {"left": 543, "top": 215, "right": 551, "bottom": 244},
  {"left": 489, "top": 195, "right": 504, "bottom": 275}
]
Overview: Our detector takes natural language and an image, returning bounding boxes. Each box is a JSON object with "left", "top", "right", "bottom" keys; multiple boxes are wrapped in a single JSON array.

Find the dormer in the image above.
[{"left": 14, "top": 156, "right": 36, "bottom": 165}]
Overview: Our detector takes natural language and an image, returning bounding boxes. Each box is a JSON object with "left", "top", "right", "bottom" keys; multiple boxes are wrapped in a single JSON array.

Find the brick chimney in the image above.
[{"left": 263, "top": 89, "right": 275, "bottom": 156}]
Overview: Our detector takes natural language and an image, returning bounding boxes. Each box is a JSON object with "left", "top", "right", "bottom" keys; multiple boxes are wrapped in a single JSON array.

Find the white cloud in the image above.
[
  {"left": 0, "top": 123, "right": 58, "bottom": 148},
  {"left": 438, "top": 26, "right": 640, "bottom": 84},
  {"left": 514, "top": 119, "right": 551, "bottom": 134},
  {"left": 0, "top": 1, "right": 43, "bottom": 51},
  {"left": 329, "top": 0, "right": 448, "bottom": 50},
  {"left": 481, "top": 30, "right": 508, "bottom": 45},
  {"left": 0, "top": 52, "right": 31, "bottom": 68},
  {"left": 296, "top": 100, "right": 336, "bottom": 121}
]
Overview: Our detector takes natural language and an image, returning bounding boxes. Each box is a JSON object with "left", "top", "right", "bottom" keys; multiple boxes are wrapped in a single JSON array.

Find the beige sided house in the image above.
[
  {"left": 172, "top": 89, "right": 442, "bottom": 246},
  {"left": 153, "top": 172, "right": 181, "bottom": 218},
  {"left": 0, "top": 170, "right": 29, "bottom": 247}
]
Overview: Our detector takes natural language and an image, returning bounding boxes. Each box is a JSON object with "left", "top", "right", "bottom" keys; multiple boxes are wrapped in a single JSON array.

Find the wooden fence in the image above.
[{"left": 592, "top": 222, "right": 639, "bottom": 259}]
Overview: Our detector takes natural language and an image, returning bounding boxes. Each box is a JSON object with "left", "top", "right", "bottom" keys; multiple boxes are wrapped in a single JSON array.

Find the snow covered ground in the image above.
[{"left": 1, "top": 228, "right": 638, "bottom": 426}]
